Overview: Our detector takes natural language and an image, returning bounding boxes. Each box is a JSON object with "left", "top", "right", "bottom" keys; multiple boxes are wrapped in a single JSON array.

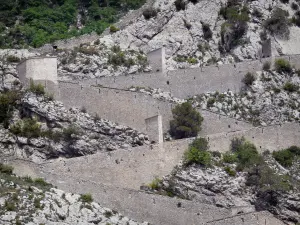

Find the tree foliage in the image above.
[
  {"left": 170, "top": 102, "right": 203, "bottom": 139},
  {"left": 0, "top": 0, "right": 146, "bottom": 48}
]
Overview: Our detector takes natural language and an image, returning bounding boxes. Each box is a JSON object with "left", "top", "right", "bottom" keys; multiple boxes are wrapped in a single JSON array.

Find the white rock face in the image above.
[
  {"left": 0, "top": 93, "right": 149, "bottom": 163},
  {"left": 0, "top": 177, "right": 149, "bottom": 225}
]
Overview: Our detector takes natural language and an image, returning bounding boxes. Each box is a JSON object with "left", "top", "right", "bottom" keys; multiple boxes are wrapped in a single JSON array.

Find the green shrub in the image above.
[
  {"left": 189, "top": 138, "right": 209, "bottom": 151},
  {"left": 34, "top": 178, "right": 50, "bottom": 188},
  {"left": 0, "top": 91, "right": 20, "bottom": 127},
  {"left": 275, "top": 59, "right": 292, "bottom": 74},
  {"left": 264, "top": 8, "right": 290, "bottom": 38},
  {"left": 34, "top": 198, "right": 42, "bottom": 209},
  {"left": 0, "top": 163, "right": 14, "bottom": 174},
  {"left": 207, "top": 97, "right": 215, "bottom": 107},
  {"left": 184, "top": 146, "right": 211, "bottom": 166},
  {"left": 246, "top": 162, "right": 292, "bottom": 192},
  {"left": 262, "top": 61, "right": 271, "bottom": 71},
  {"left": 223, "top": 152, "right": 238, "bottom": 163},
  {"left": 187, "top": 57, "right": 198, "bottom": 64},
  {"left": 242, "top": 72, "right": 256, "bottom": 86},
  {"left": 224, "top": 166, "right": 236, "bottom": 176},
  {"left": 10, "top": 118, "right": 42, "bottom": 138},
  {"left": 62, "top": 125, "right": 81, "bottom": 142},
  {"left": 6, "top": 55, "right": 20, "bottom": 63},
  {"left": 148, "top": 177, "right": 161, "bottom": 190},
  {"left": 104, "top": 211, "right": 113, "bottom": 218},
  {"left": 229, "top": 137, "right": 262, "bottom": 170},
  {"left": 109, "top": 25, "right": 119, "bottom": 33},
  {"left": 143, "top": 8, "right": 158, "bottom": 20},
  {"left": 283, "top": 82, "right": 299, "bottom": 92},
  {"left": 80, "top": 193, "right": 93, "bottom": 203},
  {"left": 292, "top": 10, "right": 300, "bottom": 27},
  {"left": 28, "top": 80, "right": 45, "bottom": 95},
  {"left": 5, "top": 200, "right": 16, "bottom": 211},
  {"left": 170, "top": 102, "right": 203, "bottom": 139},
  {"left": 273, "top": 146, "right": 300, "bottom": 167}
]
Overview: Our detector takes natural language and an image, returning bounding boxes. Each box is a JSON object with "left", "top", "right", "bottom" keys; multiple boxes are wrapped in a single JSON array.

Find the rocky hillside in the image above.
[
  {"left": 146, "top": 137, "right": 300, "bottom": 223},
  {"left": 0, "top": 87, "right": 148, "bottom": 163},
  {"left": 0, "top": 164, "right": 148, "bottom": 225},
  {"left": 100, "top": 0, "right": 300, "bottom": 69}
]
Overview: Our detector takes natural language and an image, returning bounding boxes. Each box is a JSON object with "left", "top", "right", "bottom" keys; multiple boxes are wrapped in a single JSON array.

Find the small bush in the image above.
[
  {"left": 6, "top": 55, "right": 20, "bottom": 63},
  {"left": 184, "top": 146, "right": 211, "bottom": 166},
  {"left": 246, "top": 162, "right": 292, "bottom": 192},
  {"left": 28, "top": 80, "right": 45, "bottom": 95},
  {"left": 0, "top": 163, "right": 14, "bottom": 174},
  {"left": 224, "top": 166, "right": 236, "bottom": 176},
  {"left": 148, "top": 177, "right": 161, "bottom": 190},
  {"left": 189, "top": 138, "right": 209, "bottom": 151},
  {"left": 242, "top": 72, "right": 256, "bottom": 86},
  {"left": 264, "top": 8, "right": 290, "bottom": 38},
  {"left": 34, "top": 198, "right": 42, "bottom": 209},
  {"left": 34, "top": 178, "right": 49, "bottom": 187},
  {"left": 273, "top": 146, "right": 300, "bottom": 167},
  {"left": 10, "top": 118, "right": 42, "bottom": 138},
  {"left": 262, "top": 61, "right": 271, "bottom": 71},
  {"left": 223, "top": 152, "right": 238, "bottom": 163},
  {"left": 170, "top": 102, "right": 203, "bottom": 139},
  {"left": 187, "top": 57, "right": 198, "bottom": 64},
  {"left": 5, "top": 200, "right": 16, "bottom": 211},
  {"left": 104, "top": 210, "right": 113, "bottom": 218},
  {"left": 207, "top": 97, "right": 215, "bottom": 107},
  {"left": 109, "top": 25, "right": 119, "bottom": 33},
  {"left": 62, "top": 125, "right": 81, "bottom": 142},
  {"left": 175, "top": 0, "right": 186, "bottom": 11},
  {"left": 275, "top": 58, "right": 292, "bottom": 74},
  {"left": 80, "top": 193, "right": 93, "bottom": 203},
  {"left": 202, "top": 23, "right": 213, "bottom": 40},
  {"left": 283, "top": 82, "right": 299, "bottom": 92},
  {"left": 143, "top": 8, "right": 157, "bottom": 20},
  {"left": 229, "top": 137, "right": 262, "bottom": 170}
]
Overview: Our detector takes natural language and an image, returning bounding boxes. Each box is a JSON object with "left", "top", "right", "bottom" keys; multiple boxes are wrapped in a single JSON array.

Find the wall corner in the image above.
[
  {"left": 147, "top": 47, "right": 166, "bottom": 74},
  {"left": 145, "top": 115, "right": 163, "bottom": 144}
]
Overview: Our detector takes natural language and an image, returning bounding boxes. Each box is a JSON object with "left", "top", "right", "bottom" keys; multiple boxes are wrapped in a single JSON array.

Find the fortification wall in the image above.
[
  {"left": 206, "top": 211, "right": 285, "bottom": 225},
  {"left": 207, "top": 122, "right": 300, "bottom": 152},
  {"left": 55, "top": 81, "right": 254, "bottom": 137},
  {"left": 56, "top": 82, "right": 174, "bottom": 134},
  {"left": 85, "top": 54, "right": 300, "bottom": 98},
  {"left": 28, "top": 122, "right": 300, "bottom": 192}
]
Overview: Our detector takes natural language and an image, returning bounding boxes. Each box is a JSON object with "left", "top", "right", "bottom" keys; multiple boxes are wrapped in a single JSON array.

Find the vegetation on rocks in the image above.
[{"left": 184, "top": 138, "right": 211, "bottom": 166}]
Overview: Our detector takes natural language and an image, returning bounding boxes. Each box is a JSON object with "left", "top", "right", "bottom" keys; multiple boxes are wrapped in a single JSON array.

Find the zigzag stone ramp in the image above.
[{"left": 10, "top": 160, "right": 285, "bottom": 225}]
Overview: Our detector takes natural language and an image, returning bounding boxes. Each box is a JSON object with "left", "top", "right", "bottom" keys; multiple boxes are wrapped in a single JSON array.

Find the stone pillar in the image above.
[
  {"left": 145, "top": 115, "right": 163, "bottom": 144},
  {"left": 147, "top": 47, "right": 166, "bottom": 74}
]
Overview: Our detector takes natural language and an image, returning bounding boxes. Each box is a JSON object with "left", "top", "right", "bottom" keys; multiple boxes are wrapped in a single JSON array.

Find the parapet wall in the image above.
[{"left": 86, "top": 54, "right": 300, "bottom": 98}]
